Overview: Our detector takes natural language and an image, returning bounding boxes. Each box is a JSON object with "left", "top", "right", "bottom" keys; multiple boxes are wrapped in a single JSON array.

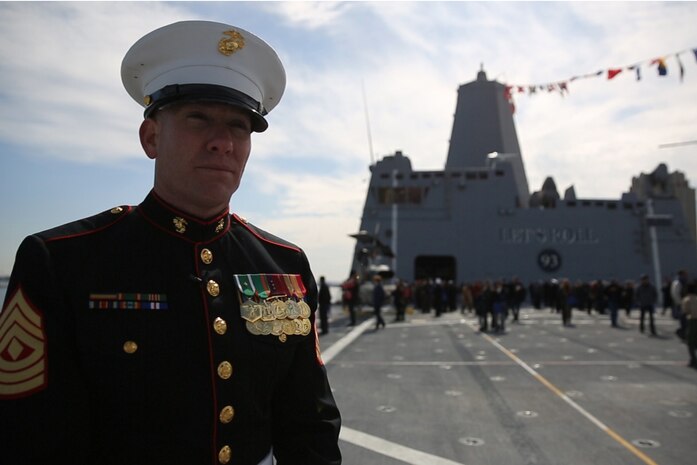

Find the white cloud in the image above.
[
  {"left": 0, "top": 2, "right": 192, "bottom": 162},
  {"left": 269, "top": 1, "right": 354, "bottom": 29}
]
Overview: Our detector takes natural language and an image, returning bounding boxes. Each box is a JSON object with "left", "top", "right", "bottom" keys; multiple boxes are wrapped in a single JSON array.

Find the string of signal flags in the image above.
[{"left": 503, "top": 47, "right": 697, "bottom": 114}]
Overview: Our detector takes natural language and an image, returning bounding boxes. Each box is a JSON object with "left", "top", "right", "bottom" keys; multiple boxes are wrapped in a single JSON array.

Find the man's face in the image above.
[{"left": 140, "top": 101, "right": 253, "bottom": 218}]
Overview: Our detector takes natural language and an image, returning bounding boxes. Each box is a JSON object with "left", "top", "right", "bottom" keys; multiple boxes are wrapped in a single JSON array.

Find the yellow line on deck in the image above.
[{"left": 477, "top": 328, "right": 660, "bottom": 465}]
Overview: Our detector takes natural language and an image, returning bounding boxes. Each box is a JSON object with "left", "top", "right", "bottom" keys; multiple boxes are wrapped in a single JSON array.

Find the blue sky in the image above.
[{"left": 1, "top": 1, "right": 696, "bottom": 282}]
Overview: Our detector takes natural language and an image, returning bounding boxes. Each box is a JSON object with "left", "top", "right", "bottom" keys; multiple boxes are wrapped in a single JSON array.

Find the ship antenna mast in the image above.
[{"left": 361, "top": 79, "right": 375, "bottom": 166}]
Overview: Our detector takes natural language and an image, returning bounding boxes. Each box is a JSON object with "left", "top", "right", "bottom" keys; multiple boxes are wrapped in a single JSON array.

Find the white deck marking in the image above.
[
  {"left": 324, "top": 319, "right": 466, "bottom": 464},
  {"left": 321, "top": 318, "right": 373, "bottom": 364},
  {"left": 340, "top": 426, "right": 466, "bottom": 465}
]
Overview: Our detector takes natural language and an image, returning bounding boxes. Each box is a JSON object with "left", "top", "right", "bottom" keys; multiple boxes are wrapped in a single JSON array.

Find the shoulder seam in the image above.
[
  {"left": 44, "top": 206, "right": 133, "bottom": 243},
  {"left": 233, "top": 214, "right": 301, "bottom": 253}
]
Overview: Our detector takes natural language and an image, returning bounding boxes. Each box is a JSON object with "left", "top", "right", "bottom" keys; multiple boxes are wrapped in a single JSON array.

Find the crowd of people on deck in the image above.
[{"left": 340, "top": 269, "right": 697, "bottom": 369}]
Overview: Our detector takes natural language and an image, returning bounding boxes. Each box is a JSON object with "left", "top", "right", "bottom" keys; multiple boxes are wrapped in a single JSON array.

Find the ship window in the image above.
[
  {"left": 479, "top": 172, "right": 488, "bottom": 179},
  {"left": 582, "top": 201, "right": 591, "bottom": 206},
  {"left": 422, "top": 173, "right": 432, "bottom": 179},
  {"left": 450, "top": 172, "right": 462, "bottom": 178},
  {"left": 407, "top": 188, "right": 422, "bottom": 204},
  {"left": 567, "top": 201, "right": 577, "bottom": 207},
  {"left": 595, "top": 201, "right": 604, "bottom": 207},
  {"left": 495, "top": 170, "right": 504, "bottom": 177},
  {"left": 435, "top": 172, "right": 444, "bottom": 178},
  {"left": 380, "top": 173, "right": 389, "bottom": 179},
  {"left": 465, "top": 172, "right": 477, "bottom": 180},
  {"left": 623, "top": 203, "right": 633, "bottom": 209},
  {"left": 637, "top": 202, "right": 645, "bottom": 208},
  {"left": 396, "top": 174, "right": 404, "bottom": 180},
  {"left": 410, "top": 174, "right": 418, "bottom": 179},
  {"left": 377, "top": 187, "right": 424, "bottom": 205},
  {"left": 392, "top": 188, "right": 405, "bottom": 203},
  {"left": 607, "top": 202, "right": 617, "bottom": 210}
]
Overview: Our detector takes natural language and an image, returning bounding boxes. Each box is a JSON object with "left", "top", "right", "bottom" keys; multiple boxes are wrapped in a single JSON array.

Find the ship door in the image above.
[{"left": 414, "top": 256, "right": 456, "bottom": 281}]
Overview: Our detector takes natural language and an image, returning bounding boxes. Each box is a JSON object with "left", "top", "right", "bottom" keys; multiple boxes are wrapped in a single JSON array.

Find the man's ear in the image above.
[{"left": 139, "top": 118, "right": 159, "bottom": 160}]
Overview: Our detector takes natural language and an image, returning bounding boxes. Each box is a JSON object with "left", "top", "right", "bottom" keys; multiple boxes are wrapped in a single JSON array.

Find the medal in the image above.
[
  {"left": 260, "top": 300, "right": 276, "bottom": 321},
  {"left": 253, "top": 320, "right": 268, "bottom": 335},
  {"left": 282, "top": 319, "right": 295, "bottom": 335},
  {"left": 301, "top": 318, "right": 312, "bottom": 336},
  {"left": 238, "top": 273, "right": 313, "bottom": 338},
  {"left": 286, "top": 299, "right": 300, "bottom": 319},
  {"left": 298, "top": 300, "right": 311, "bottom": 319},
  {"left": 271, "top": 299, "right": 287, "bottom": 319},
  {"left": 271, "top": 319, "right": 283, "bottom": 336},
  {"left": 246, "top": 320, "right": 260, "bottom": 335},
  {"left": 241, "top": 299, "right": 262, "bottom": 322}
]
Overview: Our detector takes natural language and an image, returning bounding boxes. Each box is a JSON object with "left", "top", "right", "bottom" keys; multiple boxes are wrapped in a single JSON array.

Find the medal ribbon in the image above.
[
  {"left": 283, "top": 275, "right": 302, "bottom": 300},
  {"left": 267, "top": 274, "right": 288, "bottom": 298},
  {"left": 289, "top": 275, "right": 307, "bottom": 297},
  {"left": 234, "top": 275, "right": 256, "bottom": 298},
  {"left": 250, "top": 274, "right": 270, "bottom": 299}
]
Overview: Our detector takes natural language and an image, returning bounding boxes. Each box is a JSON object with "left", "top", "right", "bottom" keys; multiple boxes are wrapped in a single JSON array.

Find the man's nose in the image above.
[{"left": 206, "top": 125, "right": 235, "bottom": 154}]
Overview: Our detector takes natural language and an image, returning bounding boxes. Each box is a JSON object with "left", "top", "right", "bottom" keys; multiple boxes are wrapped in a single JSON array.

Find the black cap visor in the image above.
[{"left": 145, "top": 84, "right": 268, "bottom": 132}]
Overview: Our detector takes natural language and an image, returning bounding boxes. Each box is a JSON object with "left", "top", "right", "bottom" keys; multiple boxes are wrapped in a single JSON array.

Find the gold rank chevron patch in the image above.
[{"left": 0, "top": 287, "right": 47, "bottom": 398}]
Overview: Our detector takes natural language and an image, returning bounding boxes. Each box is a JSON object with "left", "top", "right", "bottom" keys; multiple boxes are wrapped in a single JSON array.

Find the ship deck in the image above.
[{"left": 319, "top": 304, "right": 696, "bottom": 465}]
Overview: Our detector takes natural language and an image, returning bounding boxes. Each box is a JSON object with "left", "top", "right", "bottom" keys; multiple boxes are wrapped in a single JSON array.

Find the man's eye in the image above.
[
  {"left": 186, "top": 113, "right": 209, "bottom": 123},
  {"left": 228, "top": 122, "right": 251, "bottom": 133}
]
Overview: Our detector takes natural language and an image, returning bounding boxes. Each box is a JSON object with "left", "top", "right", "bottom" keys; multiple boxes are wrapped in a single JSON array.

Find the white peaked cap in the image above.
[{"left": 121, "top": 20, "right": 286, "bottom": 132}]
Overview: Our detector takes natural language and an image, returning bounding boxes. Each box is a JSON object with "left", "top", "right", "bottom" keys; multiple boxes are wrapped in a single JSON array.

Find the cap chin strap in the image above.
[{"left": 144, "top": 84, "right": 268, "bottom": 132}]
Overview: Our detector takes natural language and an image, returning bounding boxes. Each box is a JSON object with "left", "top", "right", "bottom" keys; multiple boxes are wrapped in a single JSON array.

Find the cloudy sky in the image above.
[{"left": 1, "top": 1, "right": 696, "bottom": 282}]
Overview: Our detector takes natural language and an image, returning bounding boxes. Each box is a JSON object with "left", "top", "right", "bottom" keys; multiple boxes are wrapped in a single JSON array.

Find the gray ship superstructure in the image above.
[{"left": 350, "top": 70, "right": 697, "bottom": 286}]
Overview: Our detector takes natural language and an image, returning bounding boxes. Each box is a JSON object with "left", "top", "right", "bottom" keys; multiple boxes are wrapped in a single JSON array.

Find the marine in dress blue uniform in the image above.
[{"left": 0, "top": 21, "right": 341, "bottom": 465}]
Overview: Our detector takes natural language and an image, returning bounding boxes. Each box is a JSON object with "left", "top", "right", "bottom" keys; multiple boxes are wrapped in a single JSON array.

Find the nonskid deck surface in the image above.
[{"left": 319, "top": 305, "right": 696, "bottom": 465}]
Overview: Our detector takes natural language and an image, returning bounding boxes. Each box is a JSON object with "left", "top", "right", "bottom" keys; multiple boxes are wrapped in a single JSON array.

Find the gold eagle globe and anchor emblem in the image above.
[
  {"left": 172, "top": 217, "right": 188, "bottom": 234},
  {"left": 218, "top": 30, "right": 245, "bottom": 56}
]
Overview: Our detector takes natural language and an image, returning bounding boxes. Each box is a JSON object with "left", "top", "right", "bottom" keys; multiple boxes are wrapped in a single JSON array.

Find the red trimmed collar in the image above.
[{"left": 137, "top": 191, "right": 230, "bottom": 243}]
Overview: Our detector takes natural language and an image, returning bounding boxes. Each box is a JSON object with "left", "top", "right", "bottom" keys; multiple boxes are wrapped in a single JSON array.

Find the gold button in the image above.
[
  {"left": 217, "top": 361, "right": 232, "bottom": 379},
  {"left": 123, "top": 341, "right": 138, "bottom": 354},
  {"left": 219, "top": 405, "right": 235, "bottom": 424},
  {"left": 110, "top": 207, "right": 123, "bottom": 214},
  {"left": 200, "top": 248, "right": 213, "bottom": 265},
  {"left": 279, "top": 333, "right": 287, "bottom": 343},
  {"left": 218, "top": 445, "right": 231, "bottom": 464},
  {"left": 207, "top": 280, "right": 220, "bottom": 297},
  {"left": 213, "top": 317, "right": 227, "bottom": 335}
]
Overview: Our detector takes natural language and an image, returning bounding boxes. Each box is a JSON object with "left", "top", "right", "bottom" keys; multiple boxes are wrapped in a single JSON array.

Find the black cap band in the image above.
[{"left": 144, "top": 84, "right": 268, "bottom": 132}]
